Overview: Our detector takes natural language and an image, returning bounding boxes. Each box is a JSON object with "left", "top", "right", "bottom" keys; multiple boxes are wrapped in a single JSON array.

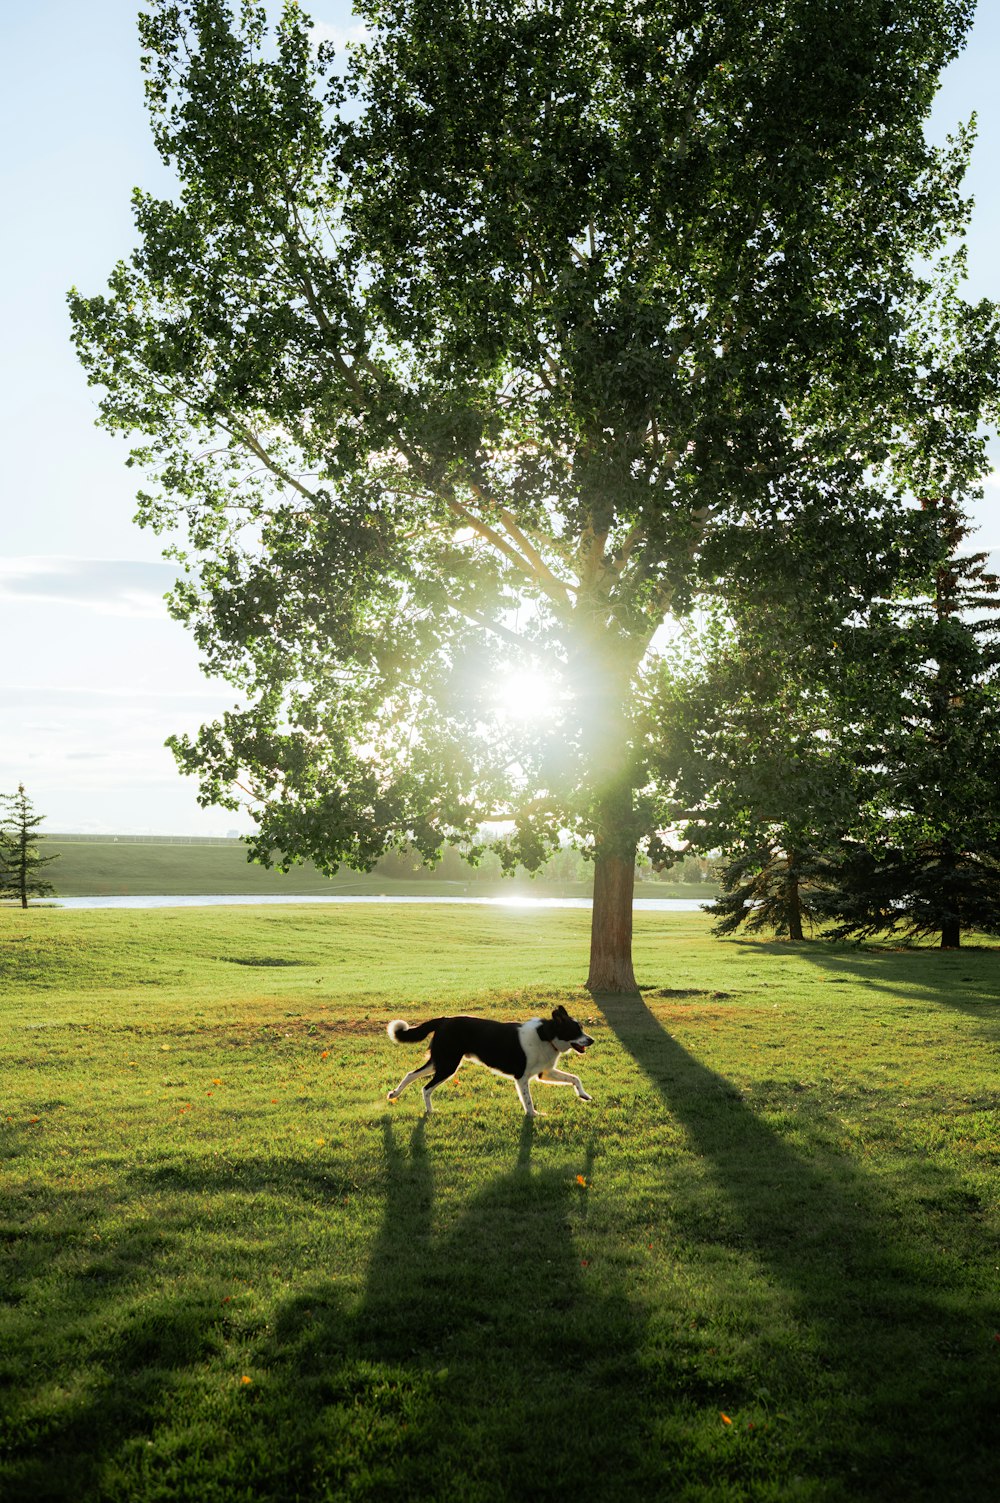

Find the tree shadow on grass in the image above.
[
  {"left": 723, "top": 935, "right": 1000, "bottom": 1034},
  {"left": 0, "top": 1142, "right": 363, "bottom": 1501},
  {"left": 595, "top": 989, "right": 997, "bottom": 1501},
  {"left": 244, "top": 1117, "right": 649, "bottom": 1501},
  {"left": 790, "top": 941, "right": 1000, "bottom": 1036},
  {"left": 1, "top": 1127, "right": 652, "bottom": 1502}
]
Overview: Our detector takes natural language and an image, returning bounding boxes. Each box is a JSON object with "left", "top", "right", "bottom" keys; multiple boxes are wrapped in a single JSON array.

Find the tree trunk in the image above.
[
  {"left": 586, "top": 772, "right": 639, "bottom": 993},
  {"left": 579, "top": 652, "right": 643, "bottom": 995},
  {"left": 587, "top": 846, "right": 638, "bottom": 993},
  {"left": 940, "top": 915, "right": 961, "bottom": 948},
  {"left": 786, "top": 858, "right": 804, "bottom": 942}
]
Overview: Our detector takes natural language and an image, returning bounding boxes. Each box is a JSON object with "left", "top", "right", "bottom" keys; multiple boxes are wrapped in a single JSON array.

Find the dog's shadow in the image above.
[{"left": 259, "top": 1116, "right": 644, "bottom": 1494}]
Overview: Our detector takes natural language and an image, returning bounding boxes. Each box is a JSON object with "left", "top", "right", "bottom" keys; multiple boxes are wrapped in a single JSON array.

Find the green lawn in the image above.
[{"left": 1, "top": 905, "right": 997, "bottom": 1500}]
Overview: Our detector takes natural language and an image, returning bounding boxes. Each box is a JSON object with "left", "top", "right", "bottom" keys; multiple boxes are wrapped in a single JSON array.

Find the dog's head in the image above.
[{"left": 540, "top": 1004, "right": 594, "bottom": 1054}]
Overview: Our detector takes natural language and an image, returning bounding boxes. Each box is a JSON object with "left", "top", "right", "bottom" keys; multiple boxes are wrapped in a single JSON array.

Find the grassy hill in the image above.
[
  {"left": 40, "top": 835, "right": 717, "bottom": 901},
  {"left": 43, "top": 836, "right": 378, "bottom": 898}
]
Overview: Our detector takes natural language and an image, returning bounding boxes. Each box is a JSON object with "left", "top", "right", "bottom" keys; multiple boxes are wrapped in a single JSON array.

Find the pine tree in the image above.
[
  {"left": 827, "top": 502, "right": 1000, "bottom": 947},
  {"left": 0, "top": 786, "right": 59, "bottom": 909},
  {"left": 710, "top": 841, "right": 835, "bottom": 941},
  {"left": 649, "top": 602, "right": 864, "bottom": 940}
]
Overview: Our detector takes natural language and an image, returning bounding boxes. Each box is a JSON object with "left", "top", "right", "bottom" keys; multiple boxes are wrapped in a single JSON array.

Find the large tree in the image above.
[{"left": 71, "top": 0, "right": 988, "bottom": 990}]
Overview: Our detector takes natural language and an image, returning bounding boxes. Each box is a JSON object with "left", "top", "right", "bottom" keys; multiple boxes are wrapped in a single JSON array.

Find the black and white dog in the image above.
[{"left": 387, "top": 1004, "right": 594, "bottom": 1116}]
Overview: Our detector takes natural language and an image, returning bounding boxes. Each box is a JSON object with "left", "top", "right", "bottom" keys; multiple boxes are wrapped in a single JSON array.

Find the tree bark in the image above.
[
  {"left": 587, "top": 845, "right": 638, "bottom": 993},
  {"left": 940, "top": 915, "right": 961, "bottom": 948},
  {"left": 579, "top": 650, "right": 643, "bottom": 995},
  {"left": 786, "top": 859, "right": 804, "bottom": 942},
  {"left": 586, "top": 771, "right": 639, "bottom": 993}
]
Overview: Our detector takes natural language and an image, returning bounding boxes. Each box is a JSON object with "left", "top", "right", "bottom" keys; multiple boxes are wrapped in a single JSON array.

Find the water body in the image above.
[{"left": 52, "top": 893, "right": 713, "bottom": 912}]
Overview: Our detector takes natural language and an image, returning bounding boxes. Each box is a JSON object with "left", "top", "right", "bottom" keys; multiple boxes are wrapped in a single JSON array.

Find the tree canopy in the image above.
[{"left": 70, "top": 0, "right": 996, "bottom": 988}]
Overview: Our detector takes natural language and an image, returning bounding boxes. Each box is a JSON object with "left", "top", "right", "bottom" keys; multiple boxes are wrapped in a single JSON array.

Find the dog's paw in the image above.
[
  {"left": 387, "top": 1091, "right": 398, "bottom": 1103},
  {"left": 577, "top": 1091, "right": 593, "bottom": 1102}
]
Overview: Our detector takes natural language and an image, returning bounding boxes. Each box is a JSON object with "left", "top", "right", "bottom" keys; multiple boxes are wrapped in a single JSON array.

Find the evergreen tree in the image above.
[
  {"left": 826, "top": 502, "right": 1000, "bottom": 947},
  {"left": 709, "top": 841, "right": 834, "bottom": 941},
  {"left": 650, "top": 606, "right": 861, "bottom": 939},
  {"left": 0, "top": 786, "right": 58, "bottom": 910}
]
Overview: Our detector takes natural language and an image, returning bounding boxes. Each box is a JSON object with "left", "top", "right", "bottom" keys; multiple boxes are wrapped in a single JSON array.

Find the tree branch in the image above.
[
  {"left": 577, "top": 524, "right": 610, "bottom": 596},
  {"left": 447, "top": 491, "right": 573, "bottom": 610},
  {"left": 448, "top": 603, "right": 528, "bottom": 650},
  {"left": 468, "top": 483, "right": 574, "bottom": 608},
  {"left": 608, "top": 523, "right": 646, "bottom": 577},
  {"left": 230, "top": 422, "right": 322, "bottom": 504}
]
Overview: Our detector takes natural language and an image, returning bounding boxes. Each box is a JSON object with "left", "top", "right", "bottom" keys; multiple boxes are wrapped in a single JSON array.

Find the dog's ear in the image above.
[{"left": 551, "top": 1005, "right": 569, "bottom": 1020}]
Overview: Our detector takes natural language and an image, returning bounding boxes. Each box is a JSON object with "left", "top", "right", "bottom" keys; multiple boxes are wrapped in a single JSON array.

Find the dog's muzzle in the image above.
[{"left": 570, "top": 1034, "right": 594, "bottom": 1054}]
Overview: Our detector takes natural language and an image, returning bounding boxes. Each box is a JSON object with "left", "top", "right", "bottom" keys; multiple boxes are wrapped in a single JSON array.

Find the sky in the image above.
[{"left": 2, "top": 2, "right": 1000, "bottom": 836}]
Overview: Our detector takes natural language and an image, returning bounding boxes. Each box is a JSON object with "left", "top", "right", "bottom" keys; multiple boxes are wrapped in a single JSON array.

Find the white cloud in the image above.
[
  {"left": 0, "top": 677, "right": 253, "bottom": 835},
  {"left": 0, "top": 557, "right": 178, "bottom": 618},
  {"left": 309, "top": 18, "right": 369, "bottom": 57}
]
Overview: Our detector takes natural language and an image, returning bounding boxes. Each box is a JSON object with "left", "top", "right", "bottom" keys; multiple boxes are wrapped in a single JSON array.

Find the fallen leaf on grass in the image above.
[
  {"left": 576, "top": 1174, "right": 588, "bottom": 1187},
  {"left": 720, "top": 1413, "right": 732, "bottom": 1426},
  {"left": 240, "top": 1375, "right": 252, "bottom": 1386}
]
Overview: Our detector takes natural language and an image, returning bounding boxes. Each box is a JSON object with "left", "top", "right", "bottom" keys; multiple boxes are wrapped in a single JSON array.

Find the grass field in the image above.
[
  {"left": 39, "top": 836, "right": 714, "bottom": 902},
  {"left": 1, "top": 904, "right": 998, "bottom": 1501}
]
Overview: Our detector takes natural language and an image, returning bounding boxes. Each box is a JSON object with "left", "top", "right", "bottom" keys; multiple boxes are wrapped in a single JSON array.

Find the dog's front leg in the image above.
[
  {"left": 514, "top": 1075, "right": 538, "bottom": 1116},
  {"left": 539, "top": 1067, "right": 592, "bottom": 1102}
]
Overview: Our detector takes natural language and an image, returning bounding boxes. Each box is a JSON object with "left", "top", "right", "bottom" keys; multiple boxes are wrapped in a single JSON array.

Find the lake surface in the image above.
[{"left": 52, "top": 893, "right": 713, "bottom": 912}]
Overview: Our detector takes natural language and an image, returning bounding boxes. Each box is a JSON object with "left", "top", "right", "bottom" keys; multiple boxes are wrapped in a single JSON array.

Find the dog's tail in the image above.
[{"left": 387, "top": 1018, "right": 440, "bottom": 1044}]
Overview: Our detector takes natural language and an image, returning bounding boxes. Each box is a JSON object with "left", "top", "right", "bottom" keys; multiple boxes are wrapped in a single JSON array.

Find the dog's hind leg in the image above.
[
  {"left": 514, "top": 1074, "right": 538, "bottom": 1116},
  {"left": 388, "top": 1060, "right": 434, "bottom": 1102},
  {"left": 419, "top": 1054, "right": 463, "bottom": 1115},
  {"left": 538, "top": 1067, "right": 592, "bottom": 1102}
]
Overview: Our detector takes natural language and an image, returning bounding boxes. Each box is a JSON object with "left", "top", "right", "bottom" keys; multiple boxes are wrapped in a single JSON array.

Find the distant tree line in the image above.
[
  {"left": 372, "top": 839, "right": 717, "bottom": 887},
  {"left": 656, "top": 499, "right": 1000, "bottom": 948}
]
